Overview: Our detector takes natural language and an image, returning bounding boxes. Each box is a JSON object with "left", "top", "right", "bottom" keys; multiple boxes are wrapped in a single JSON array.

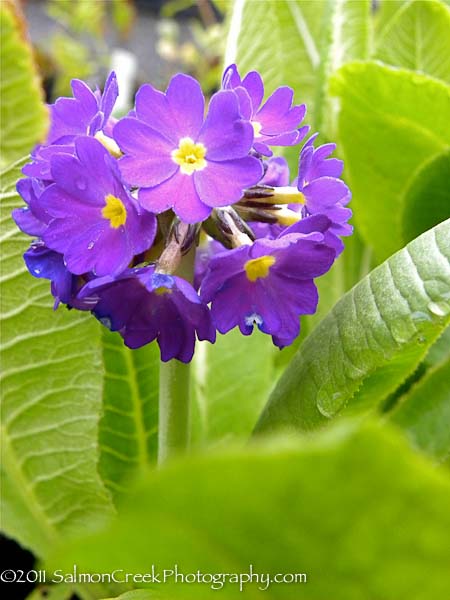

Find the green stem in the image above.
[
  {"left": 158, "top": 359, "right": 191, "bottom": 464},
  {"left": 158, "top": 248, "right": 195, "bottom": 464}
]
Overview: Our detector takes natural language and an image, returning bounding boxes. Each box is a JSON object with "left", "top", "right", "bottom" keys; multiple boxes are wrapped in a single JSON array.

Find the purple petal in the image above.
[
  {"left": 222, "top": 64, "right": 242, "bottom": 89},
  {"left": 139, "top": 172, "right": 211, "bottom": 223},
  {"left": 64, "top": 223, "right": 130, "bottom": 276},
  {"left": 242, "top": 71, "right": 264, "bottom": 113},
  {"left": 256, "top": 87, "right": 305, "bottom": 134},
  {"left": 100, "top": 71, "right": 119, "bottom": 122},
  {"left": 114, "top": 118, "right": 177, "bottom": 187},
  {"left": 166, "top": 73, "right": 205, "bottom": 140},
  {"left": 199, "top": 90, "right": 254, "bottom": 161},
  {"left": 134, "top": 83, "right": 177, "bottom": 143},
  {"left": 303, "top": 177, "right": 351, "bottom": 210},
  {"left": 194, "top": 156, "right": 263, "bottom": 208}
]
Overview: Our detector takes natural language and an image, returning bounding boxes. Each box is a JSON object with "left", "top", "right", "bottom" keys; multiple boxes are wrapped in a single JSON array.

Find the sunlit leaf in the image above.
[
  {"left": 0, "top": 160, "right": 114, "bottom": 558},
  {"left": 256, "top": 220, "right": 450, "bottom": 433},
  {"left": 0, "top": 1, "right": 48, "bottom": 166},
  {"left": 331, "top": 61, "right": 450, "bottom": 260},
  {"left": 375, "top": 0, "right": 450, "bottom": 83}
]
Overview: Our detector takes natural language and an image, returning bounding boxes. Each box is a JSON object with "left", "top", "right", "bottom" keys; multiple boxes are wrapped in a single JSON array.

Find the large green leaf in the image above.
[
  {"left": 402, "top": 148, "right": 450, "bottom": 244},
  {"left": 0, "top": 1, "right": 48, "bottom": 167},
  {"left": 99, "top": 330, "right": 159, "bottom": 500},
  {"left": 375, "top": 0, "right": 450, "bottom": 83},
  {"left": 256, "top": 220, "right": 450, "bottom": 434},
  {"left": 190, "top": 329, "right": 276, "bottom": 446},
  {"left": 52, "top": 421, "right": 450, "bottom": 600},
  {"left": 0, "top": 160, "right": 114, "bottom": 558},
  {"left": 331, "top": 61, "right": 450, "bottom": 261},
  {"left": 225, "top": 0, "right": 371, "bottom": 132}
]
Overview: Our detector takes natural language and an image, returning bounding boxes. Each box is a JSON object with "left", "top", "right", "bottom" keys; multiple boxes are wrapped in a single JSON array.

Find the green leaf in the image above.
[
  {"left": 99, "top": 330, "right": 159, "bottom": 500},
  {"left": 225, "top": 0, "right": 371, "bottom": 133},
  {"left": 52, "top": 421, "right": 450, "bottom": 600},
  {"left": 374, "top": 0, "right": 450, "bottom": 83},
  {"left": 256, "top": 220, "right": 450, "bottom": 434},
  {"left": 402, "top": 149, "right": 450, "bottom": 244},
  {"left": 0, "top": 2, "right": 48, "bottom": 167},
  {"left": 331, "top": 61, "right": 450, "bottom": 261},
  {"left": 190, "top": 329, "right": 276, "bottom": 446},
  {"left": 390, "top": 357, "right": 450, "bottom": 463},
  {"left": 0, "top": 160, "right": 114, "bottom": 558}
]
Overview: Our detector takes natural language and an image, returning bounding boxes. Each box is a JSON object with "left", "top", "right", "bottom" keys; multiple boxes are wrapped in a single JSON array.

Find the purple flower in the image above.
[
  {"left": 23, "top": 72, "right": 119, "bottom": 181},
  {"left": 13, "top": 178, "right": 48, "bottom": 236},
  {"left": 200, "top": 215, "right": 335, "bottom": 348},
  {"left": 222, "top": 64, "right": 308, "bottom": 157},
  {"left": 24, "top": 242, "right": 95, "bottom": 310},
  {"left": 79, "top": 266, "right": 216, "bottom": 362},
  {"left": 37, "top": 136, "right": 157, "bottom": 277},
  {"left": 260, "top": 156, "right": 290, "bottom": 187},
  {"left": 47, "top": 71, "right": 118, "bottom": 145},
  {"left": 295, "top": 135, "right": 352, "bottom": 246},
  {"left": 113, "top": 73, "right": 263, "bottom": 223}
]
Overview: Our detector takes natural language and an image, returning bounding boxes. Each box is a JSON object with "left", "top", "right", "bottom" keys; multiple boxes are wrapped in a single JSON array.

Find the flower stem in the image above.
[
  {"left": 157, "top": 247, "right": 195, "bottom": 464},
  {"left": 158, "top": 359, "right": 191, "bottom": 464}
]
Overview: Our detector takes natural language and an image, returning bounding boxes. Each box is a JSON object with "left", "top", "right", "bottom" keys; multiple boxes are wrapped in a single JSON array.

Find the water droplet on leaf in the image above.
[
  {"left": 390, "top": 319, "right": 414, "bottom": 344},
  {"left": 427, "top": 301, "right": 450, "bottom": 317},
  {"left": 317, "top": 388, "right": 346, "bottom": 419}
]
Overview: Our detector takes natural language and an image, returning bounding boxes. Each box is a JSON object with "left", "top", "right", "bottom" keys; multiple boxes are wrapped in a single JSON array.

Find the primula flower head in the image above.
[
  {"left": 222, "top": 64, "right": 308, "bottom": 157},
  {"left": 15, "top": 68, "right": 353, "bottom": 362},
  {"left": 113, "top": 73, "right": 263, "bottom": 223},
  {"left": 79, "top": 266, "right": 216, "bottom": 362},
  {"left": 295, "top": 134, "right": 353, "bottom": 247},
  {"left": 37, "top": 136, "right": 157, "bottom": 277}
]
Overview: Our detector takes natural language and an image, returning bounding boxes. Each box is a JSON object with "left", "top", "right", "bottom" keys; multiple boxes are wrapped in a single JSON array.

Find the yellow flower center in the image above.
[
  {"left": 252, "top": 121, "right": 263, "bottom": 138},
  {"left": 102, "top": 194, "right": 127, "bottom": 228},
  {"left": 244, "top": 255, "right": 276, "bottom": 282},
  {"left": 154, "top": 286, "right": 172, "bottom": 296},
  {"left": 171, "top": 137, "right": 207, "bottom": 175}
]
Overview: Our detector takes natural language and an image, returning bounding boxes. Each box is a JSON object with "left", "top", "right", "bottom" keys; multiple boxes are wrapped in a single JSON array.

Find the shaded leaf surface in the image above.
[
  {"left": 52, "top": 421, "right": 450, "bottom": 600},
  {"left": 99, "top": 330, "right": 159, "bottom": 500}
]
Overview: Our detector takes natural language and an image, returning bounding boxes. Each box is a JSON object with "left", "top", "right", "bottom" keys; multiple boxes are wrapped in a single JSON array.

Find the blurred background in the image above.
[{"left": 22, "top": 0, "right": 227, "bottom": 110}]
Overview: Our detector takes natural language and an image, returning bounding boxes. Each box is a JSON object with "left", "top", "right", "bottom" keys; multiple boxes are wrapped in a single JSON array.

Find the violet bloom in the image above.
[
  {"left": 47, "top": 71, "right": 118, "bottom": 144},
  {"left": 37, "top": 136, "right": 157, "bottom": 277},
  {"left": 24, "top": 242, "right": 95, "bottom": 310},
  {"left": 12, "top": 178, "right": 47, "bottom": 236},
  {"left": 200, "top": 215, "right": 335, "bottom": 348},
  {"left": 113, "top": 73, "right": 263, "bottom": 223},
  {"left": 23, "top": 72, "right": 119, "bottom": 180},
  {"left": 295, "top": 134, "right": 352, "bottom": 245},
  {"left": 79, "top": 266, "right": 216, "bottom": 362},
  {"left": 222, "top": 64, "right": 308, "bottom": 157}
]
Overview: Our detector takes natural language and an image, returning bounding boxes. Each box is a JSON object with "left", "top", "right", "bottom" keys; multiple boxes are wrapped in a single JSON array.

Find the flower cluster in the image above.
[{"left": 14, "top": 65, "right": 352, "bottom": 362}]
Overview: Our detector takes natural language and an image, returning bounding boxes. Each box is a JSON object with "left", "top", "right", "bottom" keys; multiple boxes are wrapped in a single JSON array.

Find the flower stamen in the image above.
[
  {"left": 244, "top": 255, "right": 276, "bottom": 282},
  {"left": 102, "top": 194, "right": 127, "bottom": 228},
  {"left": 171, "top": 137, "right": 207, "bottom": 175}
]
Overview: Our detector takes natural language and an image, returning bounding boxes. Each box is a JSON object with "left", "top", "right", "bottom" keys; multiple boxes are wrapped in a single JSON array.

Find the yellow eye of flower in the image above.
[
  {"left": 154, "top": 286, "right": 172, "bottom": 296},
  {"left": 171, "top": 137, "right": 207, "bottom": 175},
  {"left": 244, "top": 255, "right": 276, "bottom": 282},
  {"left": 102, "top": 194, "right": 127, "bottom": 228},
  {"left": 252, "top": 121, "right": 263, "bottom": 138}
]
